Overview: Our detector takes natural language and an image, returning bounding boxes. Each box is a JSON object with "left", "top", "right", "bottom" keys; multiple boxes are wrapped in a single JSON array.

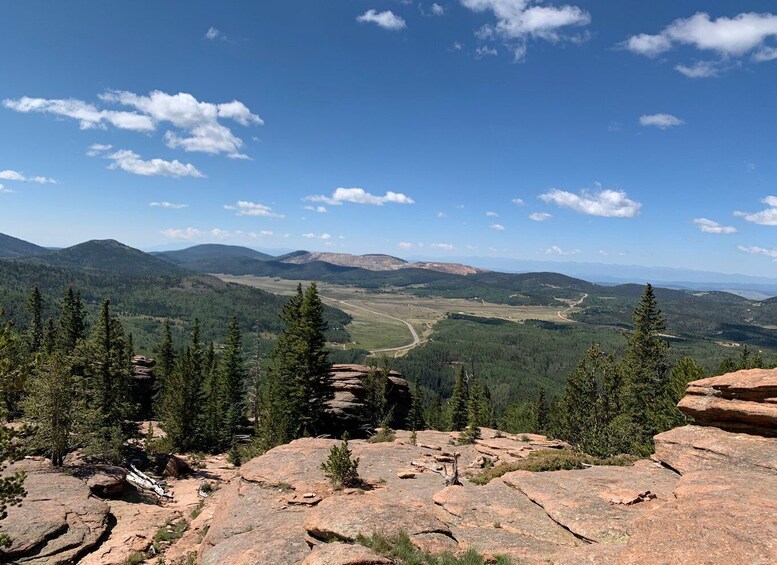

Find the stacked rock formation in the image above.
[{"left": 324, "top": 364, "right": 411, "bottom": 436}]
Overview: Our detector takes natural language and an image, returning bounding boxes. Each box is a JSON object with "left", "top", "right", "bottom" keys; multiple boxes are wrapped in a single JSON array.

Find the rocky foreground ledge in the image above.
[{"left": 2, "top": 368, "right": 775, "bottom": 564}]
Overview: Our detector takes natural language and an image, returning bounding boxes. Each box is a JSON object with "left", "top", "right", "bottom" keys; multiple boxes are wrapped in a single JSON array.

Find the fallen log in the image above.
[{"left": 127, "top": 464, "right": 173, "bottom": 499}]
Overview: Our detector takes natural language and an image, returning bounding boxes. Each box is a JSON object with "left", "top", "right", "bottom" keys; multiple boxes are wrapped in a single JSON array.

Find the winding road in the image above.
[
  {"left": 324, "top": 297, "right": 421, "bottom": 354},
  {"left": 556, "top": 293, "right": 588, "bottom": 322}
]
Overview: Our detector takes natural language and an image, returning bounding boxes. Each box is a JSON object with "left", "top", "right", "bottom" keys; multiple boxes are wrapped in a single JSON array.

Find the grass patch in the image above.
[
  {"left": 356, "top": 531, "right": 511, "bottom": 565},
  {"left": 153, "top": 518, "right": 189, "bottom": 552},
  {"left": 124, "top": 552, "right": 146, "bottom": 565},
  {"left": 368, "top": 428, "right": 396, "bottom": 443},
  {"left": 469, "top": 449, "right": 638, "bottom": 485},
  {"left": 190, "top": 500, "right": 205, "bottom": 519}
]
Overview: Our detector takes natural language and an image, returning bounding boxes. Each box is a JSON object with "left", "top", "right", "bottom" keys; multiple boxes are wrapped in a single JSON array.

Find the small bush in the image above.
[
  {"left": 410, "top": 430, "right": 418, "bottom": 445},
  {"left": 321, "top": 434, "right": 360, "bottom": 490},
  {"left": 457, "top": 425, "right": 480, "bottom": 445},
  {"left": 368, "top": 427, "right": 396, "bottom": 443},
  {"left": 470, "top": 449, "right": 638, "bottom": 485},
  {"left": 153, "top": 518, "right": 188, "bottom": 552},
  {"left": 124, "top": 551, "right": 146, "bottom": 565},
  {"left": 357, "top": 531, "right": 512, "bottom": 565}
]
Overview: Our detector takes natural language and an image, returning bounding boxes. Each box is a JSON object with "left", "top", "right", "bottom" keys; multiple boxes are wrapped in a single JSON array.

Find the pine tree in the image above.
[
  {"left": 0, "top": 311, "right": 28, "bottom": 419},
  {"left": 560, "top": 345, "right": 603, "bottom": 453},
  {"left": 407, "top": 383, "right": 425, "bottom": 432},
  {"left": 363, "top": 362, "right": 389, "bottom": 428},
  {"left": 534, "top": 389, "right": 549, "bottom": 434},
  {"left": 621, "top": 284, "right": 671, "bottom": 453},
  {"left": 245, "top": 331, "right": 263, "bottom": 427},
  {"left": 76, "top": 300, "right": 132, "bottom": 463},
  {"left": 448, "top": 365, "right": 469, "bottom": 431},
  {"left": 25, "top": 287, "right": 43, "bottom": 354},
  {"left": 154, "top": 319, "right": 176, "bottom": 411},
  {"left": 199, "top": 341, "right": 221, "bottom": 448},
  {"left": 42, "top": 318, "right": 56, "bottom": 356},
  {"left": 460, "top": 372, "right": 483, "bottom": 443},
  {"left": 297, "top": 283, "right": 332, "bottom": 435},
  {"left": 219, "top": 317, "right": 244, "bottom": 446},
  {"left": 22, "top": 353, "right": 81, "bottom": 466},
  {"left": 57, "top": 288, "right": 86, "bottom": 354},
  {"left": 160, "top": 346, "right": 199, "bottom": 451}
]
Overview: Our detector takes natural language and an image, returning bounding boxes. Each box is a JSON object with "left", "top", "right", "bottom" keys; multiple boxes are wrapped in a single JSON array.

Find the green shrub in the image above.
[
  {"left": 321, "top": 434, "right": 360, "bottom": 490},
  {"left": 368, "top": 427, "right": 396, "bottom": 443},
  {"left": 470, "top": 448, "right": 637, "bottom": 485},
  {"left": 356, "top": 531, "right": 512, "bottom": 564}
]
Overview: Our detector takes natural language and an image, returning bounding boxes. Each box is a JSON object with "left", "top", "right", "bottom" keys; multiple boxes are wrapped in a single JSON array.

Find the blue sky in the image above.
[{"left": 1, "top": 1, "right": 777, "bottom": 277}]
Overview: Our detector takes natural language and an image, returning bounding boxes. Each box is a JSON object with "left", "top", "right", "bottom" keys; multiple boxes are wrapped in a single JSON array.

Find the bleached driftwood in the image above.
[
  {"left": 412, "top": 452, "right": 461, "bottom": 486},
  {"left": 127, "top": 464, "right": 173, "bottom": 499}
]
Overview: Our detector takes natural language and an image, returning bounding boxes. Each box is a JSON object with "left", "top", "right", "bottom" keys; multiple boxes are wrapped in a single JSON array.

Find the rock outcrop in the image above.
[
  {"left": 189, "top": 368, "right": 777, "bottom": 564},
  {"left": 0, "top": 459, "right": 111, "bottom": 564},
  {"left": 678, "top": 367, "right": 777, "bottom": 436},
  {"left": 325, "top": 364, "right": 410, "bottom": 436},
  {"left": 131, "top": 355, "right": 156, "bottom": 418}
]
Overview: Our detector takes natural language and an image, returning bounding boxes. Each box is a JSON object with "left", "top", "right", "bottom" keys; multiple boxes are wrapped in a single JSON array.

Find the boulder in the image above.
[
  {"left": 0, "top": 459, "right": 110, "bottom": 564},
  {"left": 69, "top": 464, "right": 127, "bottom": 497},
  {"left": 301, "top": 542, "right": 392, "bottom": 565},
  {"left": 678, "top": 368, "right": 777, "bottom": 436}
]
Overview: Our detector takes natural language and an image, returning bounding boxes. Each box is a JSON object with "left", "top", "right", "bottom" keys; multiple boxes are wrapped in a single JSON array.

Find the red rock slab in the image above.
[
  {"left": 653, "top": 425, "right": 777, "bottom": 475},
  {"left": 501, "top": 460, "right": 678, "bottom": 544},
  {"left": 686, "top": 368, "right": 777, "bottom": 402},
  {"left": 301, "top": 542, "right": 392, "bottom": 565}
]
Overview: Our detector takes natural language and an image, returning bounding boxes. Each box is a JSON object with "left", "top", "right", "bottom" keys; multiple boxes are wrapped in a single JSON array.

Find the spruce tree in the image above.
[
  {"left": 460, "top": 372, "right": 483, "bottom": 443},
  {"left": 407, "top": 383, "right": 425, "bottom": 432},
  {"left": 363, "top": 362, "right": 389, "bottom": 428},
  {"left": 534, "top": 389, "right": 549, "bottom": 434},
  {"left": 559, "top": 345, "right": 603, "bottom": 453},
  {"left": 0, "top": 311, "right": 28, "bottom": 419},
  {"left": 199, "top": 342, "right": 221, "bottom": 449},
  {"left": 245, "top": 332, "right": 263, "bottom": 427},
  {"left": 26, "top": 287, "right": 43, "bottom": 354},
  {"left": 297, "top": 283, "right": 332, "bottom": 435},
  {"left": 621, "top": 284, "right": 671, "bottom": 453},
  {"left": 76, "top": 300, "right": 132, "bottom": 463},
  {"left": 154, "top": 319, "right": 176, "bottom": 410},
  {"left": 448, "top": 365, "right": 469, "bottom": 431},
  {"left": 219, "top": 317, "right": 244, "bottom": 446},
  {"left": 160, "top": 346, "right": 199, "bottom": 451},
  {"left": 57, "top": 288, "right": 86, "bottom": 354}
]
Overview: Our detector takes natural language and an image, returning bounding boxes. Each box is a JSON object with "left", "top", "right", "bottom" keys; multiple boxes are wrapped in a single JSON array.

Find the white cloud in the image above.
[
  {"left": 432, "top": 3, "right": 445, "bottom": 16},
  {"left": 302, "top": 232, "right": 332, "bottom": 240},
  {"left": 475, "top": 45, "right": 498, "bottom": 58},
  {"left": 3, "top": 96, "right": 155, "bottom": 131},
  {"left": 357, "top": 10, "right": 407, "bottom": 30},
  {"left": 304, "top": 205, "right": 328, "bottom": 213},
  {"left": 104, "top": 149, "right": 205, "bottom": 178},
  {"left": 205, "top": 27, "right": 221, "bottom": 40},
  {"left": 544, "top": 245, "right": 579, "bottom": 255},
  {"left": 0, "top": 169, "right": 56, "bottom": 184},
  {"left": 5, "top": 90, "right": 263, "bottom": 159},
  {"left": 161, "top": 227, "right": 202, "bottom": 240},
  {"left": 86, "top": 143, "right": 112, "bottom": 157},
  {"left": 305, "top": 187, "right": 414, "bottom": 206},
  {"left": 529, "top": 212, "right": 552, "bottom": 221},
  {"left": 675, "top": 61, "right": 721, "bottom": 78},
  {"left": 437, "top": 211, "right": 448, "bottom": 218},
  {"left": 431, "top": 242, "right": 454, "bottom": 250},
  {"left": 486, "top": 210, "right": 499, "bottom": 217},
  {"left": 490, "top": 223, "right": 505, "bottom": 230},
  {"left": 639, "top": 113, "right": 684, "bottom": 129},
  {"left": 539, "top": 187, "right": 641, "bottom": 218},
  {"left": 398, "top": 241, "right": 415, "bottom": 249},
  {"left": 0, "top": 184, "right": 12, "bottom": 193},
  {"left": 150, "top": 201, "right": 188, "bottom": 209},
  {"left": 511, "top": 198, "right": 524, "bottom": 206},
  {"left": 624, "top": 12, "right": 777, "bottom": 77},
  {"left": 692, "top": 218, "right": 736, "bottom": 234},
  {"left": 224, "top": 201, "right": 284, "bottom": 218},
  {"left": 733, "top": 195, "right": 777, "bottom": 226},
  {"left": 461, "top": 0, "right": 591, "bottom": 61},
  {"left": 738, "top": 245, "right": 777, "bottom": 260}
]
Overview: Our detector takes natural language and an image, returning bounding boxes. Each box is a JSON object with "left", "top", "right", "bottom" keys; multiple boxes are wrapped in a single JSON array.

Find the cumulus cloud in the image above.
[
  {"left": 511, "top": 198, "right": 524, "bottom": 206},
  {"left": 539, "top": 187, "right": 641, "bottom": 218},
  {"left": 490, "top": 223, "right": 505, "bottom": 230},
  {"left": 733, "top": 195, "right": 777, "bottom": 225},
  {"left": 161, "top": 227, "right": 203, "bottom": 240},
  {"left": 486, "top": 211, "right": 499, "bottom": 217},
  {"left": 224, "top": 201, "right": 284, "bottom": 218},
  {"left": 475, "top": 45, "right": 498, "bottom": 58},
  {"left": 398, "top": 241, "right": 415, "bottom": 249},
  {"left": 0, "top": 169, "right": 56, "bottom": 184},
  {"left": 529, "top": 212, "right": 552, "bottom": 221},
  {"left": 738, "top": 245, "right": 777, "bottom": 260},
  {"left": 544, "top": 245, "right": 579, "bottom": 255},
  {"left": 692, "top": 218, "right": 737, "bottom": 234},
  {"left": 5, "top": 90, "right": 263, "bottom": 159},
  {"left": 436, "top": 211, "right": 448, "bottom": 218},
  {"left": 150, "top": 201, "right": 188, "bottom": 209},
  {"left": 304, "top": 205, "right": 328, "bottom": 213},
  {"left": 357, "top": 10, "right": 407, "bottom": 30},
  {"left": 431, "top": 243, "right": 454, "bottom": 250},
  {"left": 86, "top": 143, "right": 113, "bottom": 157},
  {"left": 461, "top": 0, "right": 591, "bottom": 61},
  {"left": 432, "top": 3, "right": 445, "bottom": 16},
  {"left": 104, "top": 149, "right": 205, "bottom": 178},
  {"left": 624, "top": 12, "right": 777, "bottom": 77},
  {"left": 0, "top": 184, "right": 12, "bottom": 193},
  {"left": 205, "top": 27, "right": 221, "bottom": 40},
  {"left": 305, "top": 187, "right": 414, "bottom": 206},
  {"left": 639, "top": 113, "right": 684, "bottom": 129},
  {"left": 302, "top": 232, "right": 332, "bottom": 240}
]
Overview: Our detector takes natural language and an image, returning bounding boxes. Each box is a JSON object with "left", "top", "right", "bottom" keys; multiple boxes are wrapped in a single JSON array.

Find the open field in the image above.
[{"left": 217, "top": 275, "right": 578, "bottom": 353}]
